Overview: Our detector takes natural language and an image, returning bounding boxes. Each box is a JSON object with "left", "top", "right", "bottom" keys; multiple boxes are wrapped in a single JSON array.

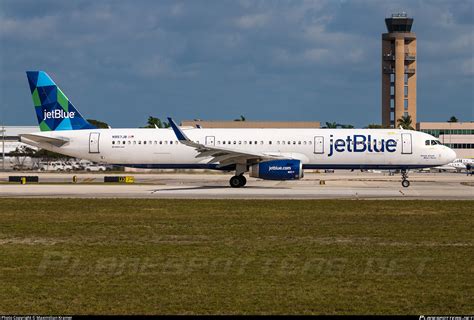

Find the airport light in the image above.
[{"left": 1, "top": 125, "right": 4, "bottom": 171}]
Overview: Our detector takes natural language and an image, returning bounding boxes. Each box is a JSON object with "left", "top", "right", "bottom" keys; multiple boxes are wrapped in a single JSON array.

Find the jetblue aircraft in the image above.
[{"left": 20, "top": 71, "right": 456, "bottom": 188}]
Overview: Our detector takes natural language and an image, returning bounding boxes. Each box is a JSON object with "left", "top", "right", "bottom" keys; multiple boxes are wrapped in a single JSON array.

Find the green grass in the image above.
[{"left": 0, "top": 199, "right": 472, "bottom": 315}]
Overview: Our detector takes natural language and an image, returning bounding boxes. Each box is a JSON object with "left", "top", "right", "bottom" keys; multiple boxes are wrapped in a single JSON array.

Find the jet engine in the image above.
[{"left": 250, "top": 159, "right": 303, "bottom": 180}]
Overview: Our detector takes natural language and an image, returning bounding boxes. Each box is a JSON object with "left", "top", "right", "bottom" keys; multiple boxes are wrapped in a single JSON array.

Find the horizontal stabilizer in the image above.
[{"left": 20, "top": 133, "right": 69, "bottom": 147}]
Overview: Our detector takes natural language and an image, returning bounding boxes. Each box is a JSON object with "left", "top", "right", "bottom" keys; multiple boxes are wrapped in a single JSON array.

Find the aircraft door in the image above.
[
  {"left": 314, "top": 136, "right": 324, "bottom": 154},
  {"left": 205, "top": 136, "right": 215, "bottom": 146},
  {"left": 89, "top": 132, "right": 100, "bottom": 153},
  {"left": 401, "top": 133, "right": 412, "bottom": 154}
]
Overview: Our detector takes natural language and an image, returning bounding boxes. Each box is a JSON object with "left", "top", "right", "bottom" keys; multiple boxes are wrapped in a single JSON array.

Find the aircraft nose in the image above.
[{"left": 445, "top": 147, "right": 457, "bottom": 163}]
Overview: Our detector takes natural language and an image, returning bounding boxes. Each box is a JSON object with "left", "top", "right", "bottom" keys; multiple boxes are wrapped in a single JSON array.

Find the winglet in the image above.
[{"left": 167, "top": 117, "right": 189, "bottom": 142}]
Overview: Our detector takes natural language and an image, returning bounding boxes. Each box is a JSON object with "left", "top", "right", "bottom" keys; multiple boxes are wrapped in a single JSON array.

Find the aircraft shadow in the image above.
[{"left": 150, "top": 185, "right": 288, "bottom": 192}]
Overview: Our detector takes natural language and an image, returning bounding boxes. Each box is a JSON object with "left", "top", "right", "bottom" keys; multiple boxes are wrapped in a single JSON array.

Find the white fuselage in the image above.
[{"left": 21, "top": 128, "right": 456, "bottom": 171}]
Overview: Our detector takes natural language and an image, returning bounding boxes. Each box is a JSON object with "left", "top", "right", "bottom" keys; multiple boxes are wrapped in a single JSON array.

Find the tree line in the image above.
[{"left": 89, "top": 114, "right": 461, "bottom": 130}]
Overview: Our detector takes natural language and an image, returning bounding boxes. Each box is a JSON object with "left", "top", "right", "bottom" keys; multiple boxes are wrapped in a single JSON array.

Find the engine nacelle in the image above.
[{"left": 250, "top": 159, "right": 303, "bottom": 180}]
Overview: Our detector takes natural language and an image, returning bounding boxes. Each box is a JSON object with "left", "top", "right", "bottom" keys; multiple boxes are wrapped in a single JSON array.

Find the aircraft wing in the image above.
[
  {"left": 167, "top": 118, "right": 285, "bottom": 167},
  {"left": 20, "top": 133, "right": 69, "bottom": 147}
]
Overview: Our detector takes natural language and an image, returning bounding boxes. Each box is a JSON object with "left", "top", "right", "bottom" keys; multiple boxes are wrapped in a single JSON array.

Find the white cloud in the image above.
[
  {"left": 0, "top": 0, "right": 472, "bottom": 127},
  {"left": 302, "top": 48, "right": 330, "bottom": 62},
  {"left": 235, "top": 13, "right": 270, "bottom": 29}
]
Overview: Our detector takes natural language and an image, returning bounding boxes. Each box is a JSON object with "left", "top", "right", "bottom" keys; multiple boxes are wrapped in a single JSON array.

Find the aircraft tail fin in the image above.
[{"left": 26, "top": 71, "right": 96, "bottom": 131}]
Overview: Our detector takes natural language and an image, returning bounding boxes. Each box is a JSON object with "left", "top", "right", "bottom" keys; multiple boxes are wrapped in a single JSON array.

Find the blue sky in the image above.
[{"left": 0, "top": 0, "right": 472, "bottom": 128}]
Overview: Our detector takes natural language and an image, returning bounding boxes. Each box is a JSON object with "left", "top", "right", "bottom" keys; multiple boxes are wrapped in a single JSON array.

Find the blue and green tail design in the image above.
[{"left": 26, "top": 71, "right": 96, "bottom": 131}]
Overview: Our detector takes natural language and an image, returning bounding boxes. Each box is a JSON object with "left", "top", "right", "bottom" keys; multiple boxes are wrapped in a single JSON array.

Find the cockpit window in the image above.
[{"left": 426, "top": 140, "right": 441, "bottom": 145}]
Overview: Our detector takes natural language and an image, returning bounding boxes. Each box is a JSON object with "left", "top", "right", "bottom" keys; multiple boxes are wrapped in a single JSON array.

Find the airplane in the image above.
[
  {"left": 20, "top": 71, "right": 457, "bottom": 188},
  {"left": 453, "top": 158, "right": 474, "bottom": 166},
  {"left": 434, "top": 158, "right": 473, "bottom": 172}
]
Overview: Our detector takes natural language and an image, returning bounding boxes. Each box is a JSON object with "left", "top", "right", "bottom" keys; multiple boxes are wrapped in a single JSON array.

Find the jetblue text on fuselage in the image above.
[
  {"left": 43, "top": 109, "right": 75, "bottom": 121},
  {"left": 328, "top": 135, "right": 397, "bottom": 157}
]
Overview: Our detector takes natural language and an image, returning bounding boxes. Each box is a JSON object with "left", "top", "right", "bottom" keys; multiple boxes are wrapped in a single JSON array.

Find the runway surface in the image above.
[{"left": 1, "top": 171, "right": 472, "bottom": 199}]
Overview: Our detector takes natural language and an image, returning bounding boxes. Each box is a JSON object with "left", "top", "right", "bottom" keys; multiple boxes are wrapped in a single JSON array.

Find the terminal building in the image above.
[
  {"left": 1, "top": 126, "right": 37, "bottom": 154},
  {"left": 0, "top": 126, "right": 38, "bottom": 170},
  {"left": 417, "top": 122, "right": 474, "bottom": 158}
]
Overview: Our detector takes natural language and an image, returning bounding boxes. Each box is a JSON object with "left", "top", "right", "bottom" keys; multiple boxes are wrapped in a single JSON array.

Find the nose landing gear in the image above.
[{"left": 401, "top": 169, "right": 410, "bottom": 188}]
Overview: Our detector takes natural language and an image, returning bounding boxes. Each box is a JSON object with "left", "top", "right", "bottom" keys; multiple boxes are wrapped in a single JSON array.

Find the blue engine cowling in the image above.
[{"left": 250, "top": 159, "right": 303, "bottom": 180}]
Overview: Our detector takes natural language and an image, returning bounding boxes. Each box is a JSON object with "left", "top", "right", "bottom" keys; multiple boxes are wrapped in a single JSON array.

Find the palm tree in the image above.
[
  {"left": 86, "top": 119, "right": 109, "bottom": 128},
  {"left": 448, "top": 116, "right": 458, "bottom": 123},
  {"left": 144, "top": 116, "right": 169, "bottom": 128},
  {"left": 365, "top": 124, "right": 384, "bottom": 129},
  {"left": 325, "top": 122, "right": 338, "bottom": 128},
  {"left": 234, "top": 115, "right": 246, "bottom": 121},
  {"left": 397, "top": 114, "right": 414, "bottom": 130},
  {"left": 340, "top": 124, "right": 354, "bottom": 129}
]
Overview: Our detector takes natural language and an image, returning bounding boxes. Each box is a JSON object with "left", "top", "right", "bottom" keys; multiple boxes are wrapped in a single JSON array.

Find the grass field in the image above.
[{"left": 0, "top": 199, "right": 472, "bottom": 314}]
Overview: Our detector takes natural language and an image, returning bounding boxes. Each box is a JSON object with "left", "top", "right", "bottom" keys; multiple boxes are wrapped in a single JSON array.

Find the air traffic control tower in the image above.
[{"left": 382, "top": 13, "right": 417, "bottom": 128}]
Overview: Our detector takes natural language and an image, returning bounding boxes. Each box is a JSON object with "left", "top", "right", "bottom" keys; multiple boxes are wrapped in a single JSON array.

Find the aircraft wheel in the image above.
[
  {"left": 401, "top": 179, "right": 410, "bottom": 188},
  {"left": 230, "top": 175, "right": 244, "bottom": 188},
  {"left": 240, "top": 175, "right": 247, "bottom": 187}
]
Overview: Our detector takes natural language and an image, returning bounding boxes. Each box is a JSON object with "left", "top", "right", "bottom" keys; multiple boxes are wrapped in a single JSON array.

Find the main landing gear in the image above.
[
  {"left": 229, "top": 175, "right": 247, "bottom": 188},
  {"left": 401, "top": 169, "right": 410, "bottom": 188},
  {"left": 229, "top": 164, "right": 247, "bottom": 188}
]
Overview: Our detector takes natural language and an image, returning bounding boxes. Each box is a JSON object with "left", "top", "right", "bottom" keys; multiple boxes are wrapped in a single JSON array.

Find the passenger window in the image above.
[
  {"left": 128, "top": 141, "right": 131, "bottom": 145},
  {"left": 309, "top": 141, "right": 312, "bottom": 145},
  {"left": 269, "top": 141, "right": 272, "bottom": 145},
  {"left": 244, "top": 141, "right": 247, "bottom": 145},
  {"left": 303, "top": 141, "right": 307, "bottom": 145},
  {"left": 133, "top": 141, "right": 136, "bottom": 145},
  {"left": 298, "top": 141, "right": 301, "bottom": 145},
  {"left": 170, "top": 141, "right": 173, "bottom": 144},
  {"left": 249, "top": 141, "right": 252, "bottom": 145},
  {"left": 425, "top": 140, "right": 430, "bottom": 146},
  {"left": 112, "top": 141, "right": 115, "bottom": 145},
  {"left": 260, "top": 141, "right": 264, "bottom": 145},
  {"left": 238, "top": 141, "right": 242, "bottom": 145},
  {"left": 144, "top": 141, "right": 147, "bottom": 145},
  {"left": 123, "top": 141, "right": 126, "bottom": 144},
  {"left": 293, "top": 141, "right": 296, "bottom": 145},
  {"left": 223, "top": 141, "right": 226, "bottom": 145},
  {"left": 159, "top": 141, "right": 162, "bottom": 144}
]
